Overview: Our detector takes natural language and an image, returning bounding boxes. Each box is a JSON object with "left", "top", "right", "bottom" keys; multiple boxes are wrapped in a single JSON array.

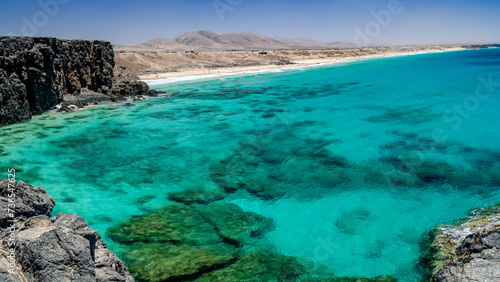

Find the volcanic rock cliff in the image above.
[
  {"left": 0, "top": 36, "right": 151, "bottom": 126},
  {"left": 0, "top": 37, "right": 114, "bottom": 125},
  {"left": 0, "top": 180, "right": 135, "bottom": 282}
]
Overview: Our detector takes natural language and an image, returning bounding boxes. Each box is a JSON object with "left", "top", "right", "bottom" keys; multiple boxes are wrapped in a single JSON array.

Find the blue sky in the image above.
[{"left": 1, "top": 0, "right": 499, "bottom": 45}]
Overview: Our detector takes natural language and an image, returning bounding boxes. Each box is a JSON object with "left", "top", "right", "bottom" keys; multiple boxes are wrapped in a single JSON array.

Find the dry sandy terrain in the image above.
[{"left": 113, "top": 45, "right": 473, "bottom": 81}]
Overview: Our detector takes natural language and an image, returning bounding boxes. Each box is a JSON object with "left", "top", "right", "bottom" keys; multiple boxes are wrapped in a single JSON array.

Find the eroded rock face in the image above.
[
  {"left": 0, "top": 181, "right": 55, "bottom": 228},
  {"left": 0, "top": 36, "right": 114, "bottom": 125},
  {"left": 61, "top": 40, "right": 114, "bottom": 95},
  {"left": 0, "top": 70, "right": 30, "bottom": 125},
  {"left": 15, "top": 224, "right": 96, "bottom": 281},
  {"left": 432, "top": 230, "right": 500, "bottom": 281},
  {"left": 0, "top": 180, "right": 134, "bottom": 282},
  {"left": 421, "top": 205, "right": 500, "bottom": 281}
]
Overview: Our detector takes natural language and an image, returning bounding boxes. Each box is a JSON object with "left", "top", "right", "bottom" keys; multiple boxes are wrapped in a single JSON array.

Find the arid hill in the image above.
[{"left": 113, "top": 30, "right": 355, "bottom": 52}]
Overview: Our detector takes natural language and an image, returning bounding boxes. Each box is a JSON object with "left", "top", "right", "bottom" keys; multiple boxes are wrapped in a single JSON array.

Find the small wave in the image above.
[
  {"left": 143, "top": 49, "right": 471, "bottom": 87},
  {"left": 144, "top": 68, "right": 288, "bottom": 86}
]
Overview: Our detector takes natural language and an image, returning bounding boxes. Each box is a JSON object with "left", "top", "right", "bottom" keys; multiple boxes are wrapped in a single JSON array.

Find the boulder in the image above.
[
  {"left": 110, "top": 80, "right": 149, "bottom": 98},
  {"left": 0, "top": 180, "right": 135, "bottom": 282},
  {"left": 15, "top": 225, "right": 96, "bottom": 281},
  {"left": 0, "top": 180, "right": 55, "bottom": 227}
]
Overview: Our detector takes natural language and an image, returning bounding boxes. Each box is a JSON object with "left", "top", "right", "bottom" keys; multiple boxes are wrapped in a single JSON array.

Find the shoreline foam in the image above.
[{"left": 141, "top": 47, "right": 468, "bottom": 86}]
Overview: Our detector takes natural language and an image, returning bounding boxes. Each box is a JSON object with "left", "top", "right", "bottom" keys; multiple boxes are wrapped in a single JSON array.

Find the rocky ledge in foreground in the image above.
[
  {"left": 0, "top": 180, "right": 134, "bottom": 282},
  {"left": 421, "top": 205, "right": 500, "bottom": 281}
]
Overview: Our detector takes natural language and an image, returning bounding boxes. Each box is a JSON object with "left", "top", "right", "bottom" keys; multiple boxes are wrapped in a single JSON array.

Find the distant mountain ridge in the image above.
[{"left": 114, "top": 30, "right": 355, "bottom": 52}]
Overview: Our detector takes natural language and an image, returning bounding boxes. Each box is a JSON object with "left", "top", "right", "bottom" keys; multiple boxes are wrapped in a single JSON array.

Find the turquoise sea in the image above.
[{"left": 1, "top": 48, "right": 500, "bottom": 281}]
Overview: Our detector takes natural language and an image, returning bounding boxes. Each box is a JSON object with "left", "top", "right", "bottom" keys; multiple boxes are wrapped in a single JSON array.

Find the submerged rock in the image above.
[
  {"left": 107, "top": 204, "right": 222, "bottom": 246},
  {"left": 108, "top": 202, "right": 274, "bottom": 247},
  {"left": 316, "top": 276, "right": 398, "bottom": 282},
  {"left": 194, "top": 250, "right": 307, "bottom": 281},
  {"left": 0, "top": 180, "right": 134, "bottom": 282},
  {"left": 168, "top": 186, "right": 226, "bottom": 204},
  {"left": 195, "top": 202, "right": 274, "bottom": 244},
  {"left": 209, "top": 131, "right": 354, "bottom": 200},
  {"left": 334, "top": 208, "right": 372, "bottom": 235},
  {"left": 108, "top": 201, "right": 280, "bottom": 281},
  {"left": 126, "top": 242, "right": 237, "bottom": 282},
  {"left": 421, "top": 204, "right": 500, "bottom": 281}
]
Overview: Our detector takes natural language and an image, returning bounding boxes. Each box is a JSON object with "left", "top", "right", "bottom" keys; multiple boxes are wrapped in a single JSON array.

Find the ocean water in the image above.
[{"left": 1, "top": 48, "right": 500, "bottom": 280}]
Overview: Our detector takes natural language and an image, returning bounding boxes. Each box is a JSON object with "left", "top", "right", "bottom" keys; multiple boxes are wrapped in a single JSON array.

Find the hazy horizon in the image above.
[{"left": 1, "top": 0, "right": 499, "bottom": 46}]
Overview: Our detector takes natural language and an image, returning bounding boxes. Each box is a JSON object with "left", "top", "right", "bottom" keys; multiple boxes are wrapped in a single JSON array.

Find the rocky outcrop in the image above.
[
  {"left": 432, "top": 230, "right": 500, "bottom": 281},
  {"left": 421, "top": 205, "right": 500, "bottom": 281},
  {"left": 0, "top": 36, "right": 114, "bottom": 125},
  {"left": 0, "top": 180, "right": 134, "bottom": 282},
  {"left": 110, "top": 80, "right": 149, "bottom": 99},
  {"left": 0, "top": 180, "right": 54, "bottom": 228}
]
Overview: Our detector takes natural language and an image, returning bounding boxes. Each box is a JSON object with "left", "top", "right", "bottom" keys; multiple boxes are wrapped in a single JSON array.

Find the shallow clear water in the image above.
[{"left": 1, "top": 49, "right": 500, "bottom": 281}]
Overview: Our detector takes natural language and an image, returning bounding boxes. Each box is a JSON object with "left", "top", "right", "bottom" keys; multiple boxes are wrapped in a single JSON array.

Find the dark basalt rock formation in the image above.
[
  {"left": 0, "top": 36, "right": 153, "bottom": 126},
  {"left": 0, "top": 37, "right": 115, "bottom": 125},
  {"left": 110, "top": 80, "right": 149, "bottom": 99},
  {"left": 0, "top": 69, "right": 30, "bottom": 125},
  {"left": 421, "top": 205, "right": 500, "bottom": 281},
  {"left": 0, "top": 180, "right": 134, "bottom": 282}
]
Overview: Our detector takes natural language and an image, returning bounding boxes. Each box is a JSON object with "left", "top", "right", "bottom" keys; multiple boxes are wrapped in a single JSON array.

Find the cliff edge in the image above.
[
  {"left": 0, "top": 37, "right": 114, "bottom": 125},
  {"left": 0, "top": 180, "right": 134, "bottom": 282},
  {"left": 0, "top": 36, "right": 152, "bottom": 126},
  {"left": 421, "top": 205, "right": 500, "bottom": 281}
]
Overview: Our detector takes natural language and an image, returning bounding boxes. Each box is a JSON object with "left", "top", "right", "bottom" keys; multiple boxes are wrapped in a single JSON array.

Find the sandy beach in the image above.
[{"left": 136, "top": 46, "right": 467, "bottom": 81}]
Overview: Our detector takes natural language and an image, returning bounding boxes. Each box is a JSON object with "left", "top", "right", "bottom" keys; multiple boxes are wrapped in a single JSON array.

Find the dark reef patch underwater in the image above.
[{"left": 1, "top": 48, "right": 500, "bottom": 281}]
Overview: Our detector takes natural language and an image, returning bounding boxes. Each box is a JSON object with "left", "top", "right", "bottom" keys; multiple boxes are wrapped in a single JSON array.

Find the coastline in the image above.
[
  {"left": 140, "top": 47, "right": 467, "bottom": 84},
  {"left": 2, "top": 37, "right": 500, "bottom": 281}
]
